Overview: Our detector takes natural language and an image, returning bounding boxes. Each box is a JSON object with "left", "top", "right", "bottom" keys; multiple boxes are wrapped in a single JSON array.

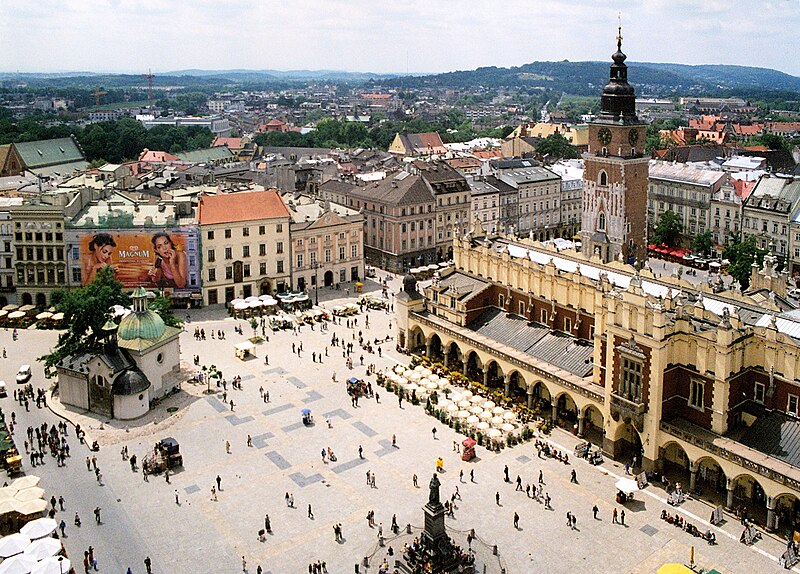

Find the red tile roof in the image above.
[
  {"left": 138, "top": 149, "right": 179, "bottom": 163},
  {"left": 212, "top": 137, "right": 244, "bottom": 150},
  {"left": 198, "top": 189, "right": 290, "bottom": 225},
  {"left": 732, "top": 179, "right": 756, "bottom": 200}
]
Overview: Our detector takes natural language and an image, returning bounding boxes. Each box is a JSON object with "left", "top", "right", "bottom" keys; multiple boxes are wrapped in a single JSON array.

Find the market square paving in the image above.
[{"left": 0, "top": 277, "right": 794, "bottom": 573}]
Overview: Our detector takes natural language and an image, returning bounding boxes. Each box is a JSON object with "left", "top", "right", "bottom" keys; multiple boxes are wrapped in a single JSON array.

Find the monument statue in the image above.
[{"left": 429, "top": 473, "right": 441, "bottom": 506}]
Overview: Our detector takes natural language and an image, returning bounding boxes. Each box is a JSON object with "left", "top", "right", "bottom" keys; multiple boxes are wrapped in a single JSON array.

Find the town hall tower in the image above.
[{"left": 580, "top": 26, "right": 648, "bottom": 263}]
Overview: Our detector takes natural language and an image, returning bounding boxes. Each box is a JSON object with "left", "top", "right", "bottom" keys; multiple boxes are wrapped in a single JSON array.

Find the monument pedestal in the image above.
[{"left": 420, "top": 501, "right": 459, "bottom": 574}]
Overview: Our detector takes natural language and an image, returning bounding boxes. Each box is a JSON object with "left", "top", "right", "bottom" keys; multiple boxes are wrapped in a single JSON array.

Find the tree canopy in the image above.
[
  {"left": 690, "top": 231, "right": 714, "bottom": 257},
  {"left": 722, "top": 234, "right": 768, "bottom": 290},
  {"left": 536, "top": 132, "right": 578, "bottom": 159},
  {"left": 651, "top": 211, "right": 683, "bottom": 248},
  {"left": 39, "top": 266, "right": 130, "bottom": 378}
]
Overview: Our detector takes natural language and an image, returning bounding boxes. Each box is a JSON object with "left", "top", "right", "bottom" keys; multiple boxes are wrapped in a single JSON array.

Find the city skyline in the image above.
[{"left": 2, "top": 0, "right": 800, "bottom": 77}]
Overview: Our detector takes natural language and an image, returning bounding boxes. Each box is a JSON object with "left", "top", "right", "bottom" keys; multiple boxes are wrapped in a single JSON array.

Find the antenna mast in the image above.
[{"left": 143, "top": 69, "right": 155, "bottom": 111}]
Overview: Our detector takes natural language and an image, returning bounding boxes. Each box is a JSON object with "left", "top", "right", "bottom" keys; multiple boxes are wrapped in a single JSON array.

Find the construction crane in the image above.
[
  {"left": 92, "top": 87, "right": 108, "bottom": 107},
  {"left": 143, "top": 69, "right": 154, "bottom": 111}
]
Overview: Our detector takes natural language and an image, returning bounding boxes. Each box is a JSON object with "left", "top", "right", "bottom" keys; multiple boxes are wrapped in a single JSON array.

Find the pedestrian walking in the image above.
[
  {"left": 570, "top": 469, "right": 577, "bottom": 483},
  {"left": 216, "top": 475, "right": 222, "bottom": 490},
  {"left": 242, "top": 556, "right": 247, "bottom": 572},
  {"left": 612, "top": 508, "right": 618, "bottom": 524},
  {"left": 211, "top": 486, "right": 217, "bottom": 501},
  {"left": 495, "top": 492, "right": 501, "bottom": 506},
  {"left": 592, "top": 505, "right": 599, "bottom": 519},
  {"left": 144, "top": 557, "right": 152, "bottom": 574},
  {"left": 413, "top": 474, "right": 418, "bottom": 488},
  {"left": 470, "top": 469, "right": 475, "bottom": 482},
  {"left": 459, "top": 469, "right": 464, "bottom": 483},
  {"left": 308, "top": 504, "right": 314, "bottom": 519},
  {"left": 358, "top": 445, "right": 363, "bottom": 459},
  {"left": 247, "top": 435, "right": 253, "bottom": 447},
  {"left": 538, "top": 470, "right": 543, "bottom": 484},
  {"left": 175, "top": 490, "right": 179, "bottom": 505},
  {"left": 504, "top": 465, "right": 510, "bottom": 482},
  {"left": 264, "top": 514, "right": 271, "bottom": 534},
  {"left": 620, "top": 509, "right": 625, "bottom": 525},
  {"left": 93, "top": 507, "right": 101, "bottom": 524},
  {"left": 513, "top": 512, "right": 519, "bottom": 529},
  {"left": 392, "top": 434, "right": 396, "bottom": 447},
  {"left": 516, "top": 476, "right": 522, "bottom": 491},
  {"left": 59, "top": 519, "right": 66, "bottom": 537},
  {"left": 59, "top": 496, "right": 65, "bottom": 511},
  {"left": 431, "top": 427, "right": 437, "bottom": 440},
  {"left": 225, "top": 440, "right": 231, "bottom": 454}
]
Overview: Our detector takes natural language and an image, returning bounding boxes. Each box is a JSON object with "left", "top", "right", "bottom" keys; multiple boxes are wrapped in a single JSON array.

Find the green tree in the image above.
[
  {"left": 148, "top": 295, "right": 182, "bottom": 328},
  {"left": 39, "top": 266, "right": 130, "bottom": 377},
  {"left": 691, "top": 231, "right": 714, "bottom": 257},
  {"left": 651, "top": 211, "right": 683, "bottom": 248},
  {"left": 722, "top": 234, "right": 768, "bottom": 290},
  {"left": 536, "top": 132, "right": 578, "bottom": 159}
]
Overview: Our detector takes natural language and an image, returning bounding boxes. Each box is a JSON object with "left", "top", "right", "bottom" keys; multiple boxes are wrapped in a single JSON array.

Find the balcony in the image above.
[{"left": 610, "top": 392, "right": 646, "bottom": 431}]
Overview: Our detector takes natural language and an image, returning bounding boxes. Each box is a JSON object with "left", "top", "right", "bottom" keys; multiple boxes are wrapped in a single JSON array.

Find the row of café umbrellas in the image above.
[
  {"left": 231, "top": 295, "right": 279, "bottom": 311},
  {"left": 0, "top": 306, "right": 63, "bottom": 323},
  {"left": 0, "top": 478, "right": 48, "bottom": 520},
  {"left": 387, "top": 364, "right": 522, "bottom": 438}
]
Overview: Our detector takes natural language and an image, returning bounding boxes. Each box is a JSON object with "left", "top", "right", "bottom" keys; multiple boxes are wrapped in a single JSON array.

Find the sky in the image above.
[{"left": 2, "top": 0, "right": 800, "bottom": 77}]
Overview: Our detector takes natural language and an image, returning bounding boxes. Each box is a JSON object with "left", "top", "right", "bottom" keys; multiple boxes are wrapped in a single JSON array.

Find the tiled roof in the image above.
[
  {"left": 139, "top": 150, "right": 179, "bottom": 162},
  {"left": 467, "top": 308, "right": 593, "bottom": 377},
  {"left": 438, "top": 272, "right": 489, "bottom": 301},
  {"left": 401, "top": 132, "right": 446, "bottom": 154},
  {"left": 14, "top": 137, "right": 85, "bottom": 169},
  {"left": 212, "top": 137, "right": 244, "bottom": 150},
  {"left": 347, "top": 172, "right": 434, "bottom": 206},
  {"left": 198, "top": 189, "right": 290, "bottom": 225}
]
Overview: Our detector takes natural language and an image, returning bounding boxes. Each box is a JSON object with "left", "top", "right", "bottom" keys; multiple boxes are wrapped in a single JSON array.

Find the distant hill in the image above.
[{"left": 378, "top": 61, "right": 800, "bottom": 96}]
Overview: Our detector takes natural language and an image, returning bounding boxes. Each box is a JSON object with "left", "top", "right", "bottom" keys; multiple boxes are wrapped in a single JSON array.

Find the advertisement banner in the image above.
[{"left": 78, "top": 228, "right": 200, "bottom": 296}]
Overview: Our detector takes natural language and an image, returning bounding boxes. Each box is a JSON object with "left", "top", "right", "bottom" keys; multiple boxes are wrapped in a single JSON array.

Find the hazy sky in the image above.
[{"left": 3, "top": 0, "right": 800, "bottom": 76}]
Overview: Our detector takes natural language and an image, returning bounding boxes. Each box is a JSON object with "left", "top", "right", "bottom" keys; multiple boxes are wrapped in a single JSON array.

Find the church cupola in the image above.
[{"left": 599, "top": 24, "right": 638, "bottom": 123}]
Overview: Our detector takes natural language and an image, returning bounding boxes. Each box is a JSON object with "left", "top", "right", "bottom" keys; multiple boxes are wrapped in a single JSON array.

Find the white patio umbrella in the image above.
[
  {"left": 501, "top": 423, "right": 516, "bottom": 433},
  {"left": 14, "top": 499, "right": 47, "bottom": 517},
  {"left": 248, "top": 300, "right": 262, "bottom": 308},
  {"left": 479, "top": 411, "right": 493, "bottom": 420},
  {"left": 483, "top": 400, "right": 496, "bottom": 409},
  {"left": 426, "top": 381, "right": 438, "bottom": 391},
  {"left": 20, "top": 518, "right": 56, "bottom": 540},
  {"left": 470, "top": 395, "right": 483, "bottom": 404},
  {"left": 244, "top": 296, "right": 260, "bottom": 303},
  {"left": 0, "top": 534, "right": 31, "bottom": 558},
  {"left": 436, "top": 399, "right": 451, "bottom": 409},
  {"left": 23, "top": 537, "right": 62, "bottom": 560},
  {"left": 0, "top": 499, "right": 16, "bottom": 515},
  {"left": 449, "top": 392, "right": 463, "bottom": 403},
  {"left": 458, "top": 400, "right": 471, "bottom": 409},
  {"left": 469, "top": 406, "right": 483, "bottom": 415},
  {"left": 406, "top": 383, "right": 419, "bottom": 392},
  {"left": 428, "top": 374, "right": 440, "bottom": 382},
  {"left": 230, "top": 299, "right": 245, "bottom": 306},
  {"left": 436, "top": 380, "right": 449, "bottom": 390},
  {"left": 417, "top": 378, "right": 429, "bottom": 388},
  {"left": 488, "top": 429, "right": 503, "bottom": 438},
  {"left": 8, "top": 311, "right": 25, "bottom": 319},
  {"left": 492, "top": 406, "right": 505, "bottom": 415},
  {"left": 466, "top": 415, "right": 480, "bottom": 425},
  {"left": 615, "top": 478, "right": 640, "bottom": 494},
  {"left": 50, "top": 313, "right": 64, "bottom": 322},
  {"left": 9, "top": 477, "right": 40, "bottom": 492},
  {"left": 408, "top": 372, "right": 422, "bottom": 382},
  {"left": 30, "top": 557, "right": 70, "bottom": 574},
  {"left": 461, "top": 390, "right": 473, "bottom": 399},
  {"left": 396, "top": 377, "right": 408, "bottom": 387},
  {"left": 234, "top": 302, "right": 248, "bottom": 311},
  {"left": 477, "top": 422, "right": 491, "bottom": 431},
  {"left": 0, "top": 554, "right": 37, "bottom": 574},
  {"left": 414, "top": 365, "right": 425, "bottom": 372},
  {"left": 446, "top": 404, "right": 459, "bottom": 413},
  {"left": 393, "top": 365, "right": 404, "bottom": 374},
  {"left": 503, "top": 411, "right": 517, "bottom": 421},
  {"left": 491, "top": 416, "right": 505, "bottom": 427},
  {"left": 35, "top": 312, "right": 52, "bottom": 321},
  {"left": 14, "top": 488, "right": 45, "bottom": 503},
  {"left": 456, "top": 410, "right": 471, "bottom": 419}
]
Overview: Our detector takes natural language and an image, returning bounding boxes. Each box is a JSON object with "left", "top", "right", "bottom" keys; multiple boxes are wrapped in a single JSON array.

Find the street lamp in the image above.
[{"left": 311, "top": 261, "right": 319, "bottom": 305}]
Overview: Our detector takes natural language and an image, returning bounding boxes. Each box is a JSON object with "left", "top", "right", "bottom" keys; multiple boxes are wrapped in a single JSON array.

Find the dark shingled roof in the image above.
[
  {"left": 112, "top": 368, "right": 151, "bottom": 396},
  {"left": 467, "top": 308, "right": 593, "bottom": 377},
  {"left": 738, "top": 410, "right": 800, "bottom": 469}
]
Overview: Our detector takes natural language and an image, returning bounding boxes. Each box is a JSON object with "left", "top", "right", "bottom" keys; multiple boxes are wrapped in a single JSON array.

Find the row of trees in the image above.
[
  {"left": 0, "top": 111, "right": 214, "bottom": 163},
  {"left": 650, "top": 211, "right": 767, "bottom": 289},
  {"left": 253, "top": 117, "right": 513, "bottom": 151}
]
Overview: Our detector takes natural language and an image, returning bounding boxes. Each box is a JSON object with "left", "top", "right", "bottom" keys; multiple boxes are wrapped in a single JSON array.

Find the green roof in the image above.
[
  {"left": 118, "top": 309, "right": 166, "bottom": 342},
  {"left": 176, "top": 147, "right": 233, "bottom": 163},
  {"left": 14, "top": 137, "right": 85, "bottom": 169}
]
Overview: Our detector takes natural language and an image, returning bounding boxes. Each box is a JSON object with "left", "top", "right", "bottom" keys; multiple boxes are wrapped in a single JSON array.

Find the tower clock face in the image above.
[
  {"left": 628, "top": 129, "right": 639, "bottom": 146},
  {"left": 598, "top": 127, "right": 612, "bottom": 146}
]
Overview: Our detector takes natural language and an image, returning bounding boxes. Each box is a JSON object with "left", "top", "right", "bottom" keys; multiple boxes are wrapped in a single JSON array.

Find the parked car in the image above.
[{"left": 15, "top": 365, "right": 31, "bottom": 384}]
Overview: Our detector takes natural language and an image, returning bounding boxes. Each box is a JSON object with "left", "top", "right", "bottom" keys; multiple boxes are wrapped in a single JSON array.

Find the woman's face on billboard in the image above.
[
  {"left": 97, "top": 244, "right": 114, "bottom": 263},
  {"left": 154, "top": 236, "right": 173, "bottom": 258}
]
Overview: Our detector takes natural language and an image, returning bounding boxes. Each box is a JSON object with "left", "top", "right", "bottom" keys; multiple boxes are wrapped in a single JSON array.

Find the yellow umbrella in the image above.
[{"left": 657, "top": 565, "right": 694, "bottom": 574}]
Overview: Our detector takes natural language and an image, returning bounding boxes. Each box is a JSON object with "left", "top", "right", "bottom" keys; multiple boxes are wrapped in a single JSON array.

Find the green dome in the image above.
[{"left": 117, "top": 309, "right": 165, "bottom": 341}]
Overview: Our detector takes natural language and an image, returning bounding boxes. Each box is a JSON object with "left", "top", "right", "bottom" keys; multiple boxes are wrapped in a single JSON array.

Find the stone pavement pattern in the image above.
[{"left": 0, "top": 276, "right": 793, "bottom": 573}]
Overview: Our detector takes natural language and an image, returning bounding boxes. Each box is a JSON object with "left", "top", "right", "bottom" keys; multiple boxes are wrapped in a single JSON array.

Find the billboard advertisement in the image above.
[{"left": 76, "top": 228, "right": 200, "bottom": 296}]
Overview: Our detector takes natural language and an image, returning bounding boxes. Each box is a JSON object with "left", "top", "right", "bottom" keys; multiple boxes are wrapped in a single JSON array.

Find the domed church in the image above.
[{"left": 57, "top": 287, "right": 182, "bottom": 420}]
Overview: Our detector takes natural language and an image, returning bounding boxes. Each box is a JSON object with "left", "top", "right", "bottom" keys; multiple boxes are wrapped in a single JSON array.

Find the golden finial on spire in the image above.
[{"left": 617, "top": 13, "right": 623, "bottom": 42}]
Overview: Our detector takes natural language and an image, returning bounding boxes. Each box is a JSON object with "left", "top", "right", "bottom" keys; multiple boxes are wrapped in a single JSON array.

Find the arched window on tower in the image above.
[
  {"left": 599, "top": 171, "right": 608, "bottom": 186},
  {"left": 598, "top": 212, "right": 606, "bottom": 231}
]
